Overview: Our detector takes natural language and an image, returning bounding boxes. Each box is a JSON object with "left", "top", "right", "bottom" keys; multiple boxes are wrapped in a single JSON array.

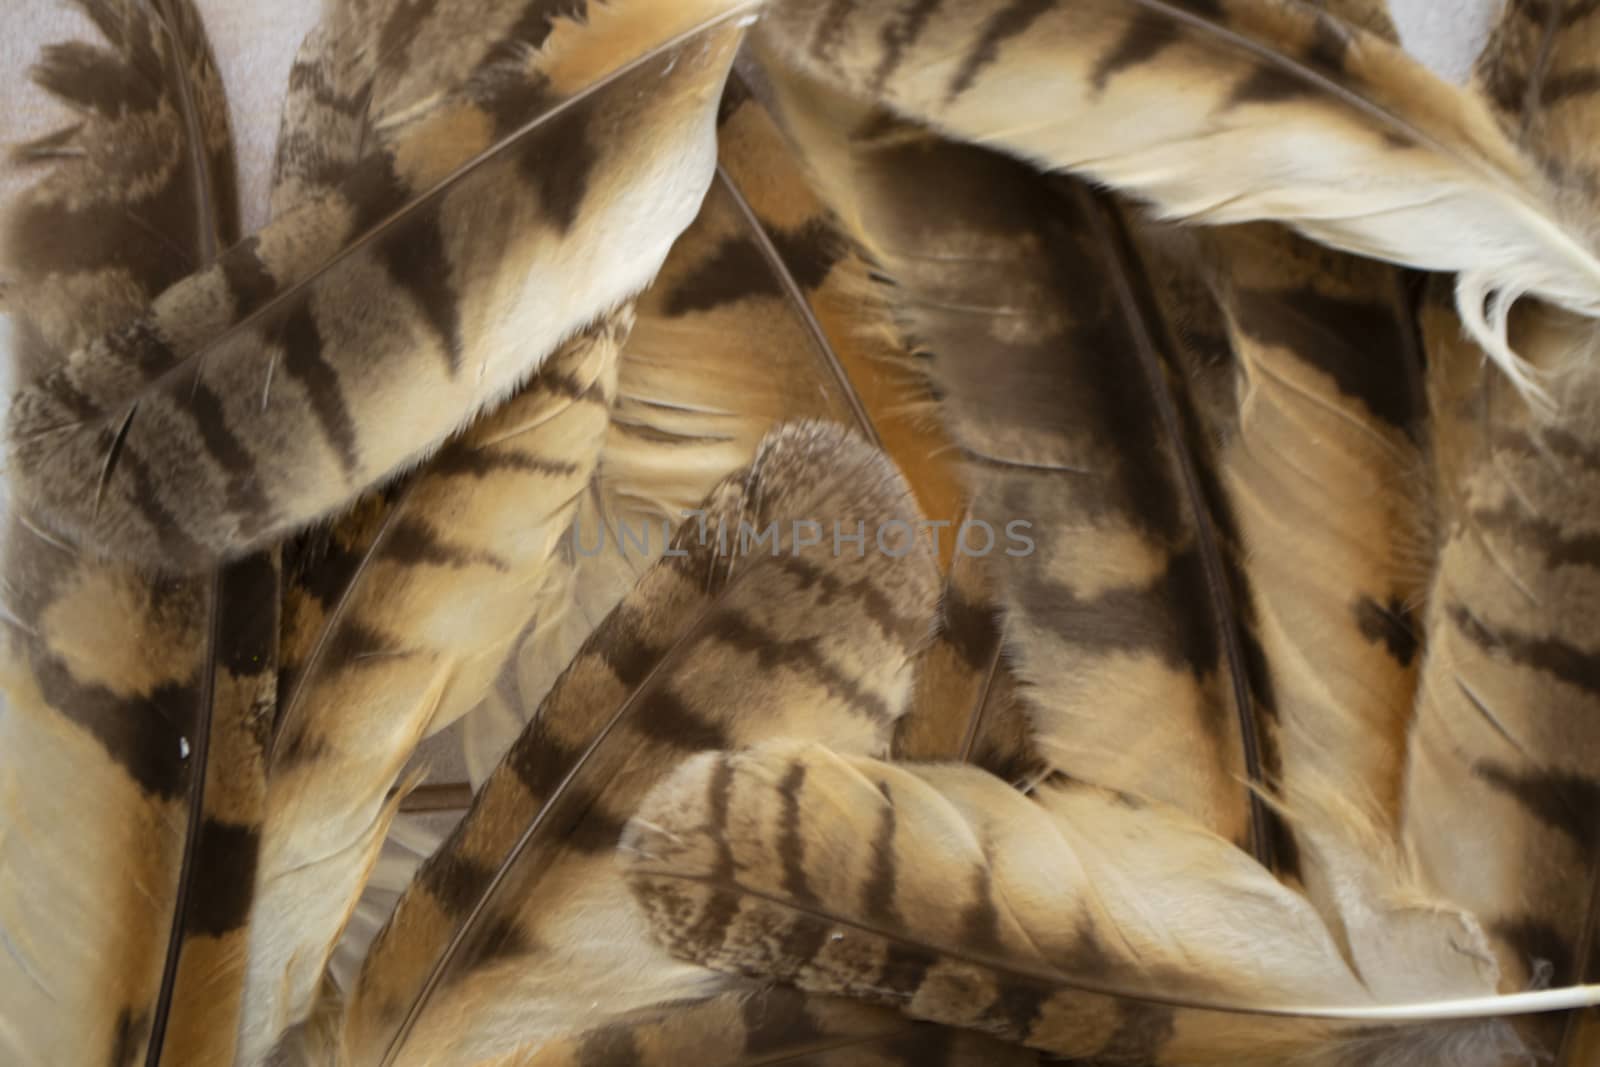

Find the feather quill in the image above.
[
  {"left": 754, "top": 0, "right": 1600, "bottom": 399},
  {"left": 338, "top": 422, "right": 938, "bottom": 1066},
  {"left": 6, "top": 0, "right": 757, "bottom": 571},
  {"left": 0, "top": 4, "right": 270, "bottom": 1065}
]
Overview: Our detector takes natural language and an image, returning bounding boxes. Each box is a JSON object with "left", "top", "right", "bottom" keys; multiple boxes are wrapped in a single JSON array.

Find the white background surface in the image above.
[{"left": 1, "top": 0, "right": 1506, "bottom": 234}]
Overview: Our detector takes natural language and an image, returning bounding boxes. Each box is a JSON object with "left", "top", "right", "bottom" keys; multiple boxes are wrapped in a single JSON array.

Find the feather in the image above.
[
  {"left": 623, "top": 742, "right": 1539, "bottom": 1066},
  {"left": 240, "top": 312, "right": 627, "bottom": 1062},
  {"left": 1188, "top": 219, "right": 1433, "bottom": 932},
  {"left": 457, "top": 70, "right": 964, "bottom": 779},
  {"left": 338, "top": 422, "right": 938, "bottom": 1066},
  {"left": 1401, "top": 282, "right": 1600, "bottom": 1058},
  {"left": 0, "top": 3, "right": 271, "bottom": 1065},
  {"left": 753, "top": 0, "right": 1600, "bottom": 400},
  {"left": 1398, "top": 3, "right": 1600, "bottom": 1059},
  {"left": 6, "top": 0, "right": 757, "bottom": 571},
  {"left": 758, "top": 71, "right": 1274, "bottom": 856}
]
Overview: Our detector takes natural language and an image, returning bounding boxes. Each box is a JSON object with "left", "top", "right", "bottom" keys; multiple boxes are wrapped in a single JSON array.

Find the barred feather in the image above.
[
  {"left": 459, "top": 71, "right": 963, "bottom": 778},
  {"left": 624, "top": 743, "right": 1530, "bottom": 1066},
  {"left": 6, "top": 0, "right": 756, "bottom": 572},
  {"left": 1398, "top": 4, "right": 1600, "bottom": 1059},
  {"left": 339, "top": 423, "right": 938, "bottom": 1066},
  {"left": 755, "top": 0, "right": 1600, "bottom": 399},
  {"left": 0, "top": 4, "right": 270, "bottom": 1065},
  {"left": 757, "top": 72, "right": 1272, "bottom": 854},
  {"left": 242, "top": 309, "right": 627, "bottom": 1063}
]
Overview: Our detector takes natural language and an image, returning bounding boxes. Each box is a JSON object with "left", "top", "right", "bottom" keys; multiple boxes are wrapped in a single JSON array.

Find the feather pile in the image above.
[{"left": 1, "top": 0, "right": 1598, "bottom": 1065}]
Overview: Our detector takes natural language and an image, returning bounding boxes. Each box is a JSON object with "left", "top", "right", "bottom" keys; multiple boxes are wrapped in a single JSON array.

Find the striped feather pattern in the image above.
[
  {"left": 758, "top": 74, "right": 1271, "bottom": 855},
  {"left": 1400, "top": 4, "right": 1600, "bottom": 1059},
  {"left": 340, "top": 422, "right": 938, "bottom": 1066},
  {"left": 0, "top": 3, "right": 267, "bottom": 1065},
  {"left": 1402, "top": 290, "right": 1600, "bottom": 1057},
  {"left": 6, "top": 0, "right": 755, "bottom": 571},
  {"left": 755, "top": 0, "right": 1600, "bottom": 397},
  {"left": 464, "top": 71, "right": 963, "bottom": 777},
  {"left": 241, "top": 312, "right": 627, "bottom": 1062},
  {"left": 624, "top": 743, "right": 1521, "bottom": 1066}
]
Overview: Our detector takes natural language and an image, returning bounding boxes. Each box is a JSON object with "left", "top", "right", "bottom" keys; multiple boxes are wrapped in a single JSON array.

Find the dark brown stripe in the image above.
[
  {"left": 376, "top": 0, "right": 441, "bottom": 73},
  {"left": 782, "top": 555, "right": 926, "bottom": 650},
  {"left": 631, "top": 687, "right": 734, "bottom": 753},
  {"left": 124, "top": 448, "right": 209, "bottom": 567},
  {"left": 107, "top": 1009, "right": 150, "bottom": 1067},
  {"left": 7, "top": 198, "right": 192, "bottom": 298},
  {"left": 187, "top": 378, "right": 273, "bottom": 525},
  {"left": 278, "top": 303, "right": 361, "bottom": 476},
  {"left": 184, "top": 818, "right": 260, "bottom": 937},
  {"left": 33, "top": 40, "right": 159, "bottom": 117},
  {"left": 508, "top": 722, "right": 582, "bottom": 798},
  {"left": 217, "top": 551, "right": 280, "bottom": 678},
  {"left": 946, "top": 0, "right": 1053, "bottom": 101},
  {"left": 1353, "top": 595, "right": 1420, "bottom": 667},
  {"left": 461, "top": 913, "right": 538, "bottom": 970},
  {"left": 860, "top": 784, "right": 900, "bottom": 925},
  {"left": 1092, "top": 11, "right": 1180, "bottom": 91},
  {"left": 1228, "top": 15, "right": 1351, "bottom": 106},
  {"left": 810, "top": 0, "right": 862, "bottom": 67},
  {"left": 683, "top": 756, "right": 744, "bottom": 951},
  {"left": 418, "top": 847, "right": 499, "bottom": 920},
  {"left": 1449, "top": 603, "right": 1600, "bottom": 698},
  {"left": 1101, "top": 999, "right": 1177, "bottom": 1063},
  {"left": 939, "top": 580, "right": 1001, "bottom": 669},
  {"left": 381, "top": 516, "right": 510, "bottom": 571},
  {"left": 876, "top": 943, "right": 936, "bottom": 998},
  {"left": 479, "top": 0, "right": 583, "bottom": 72},
  {"left": 1474, "top": 501, "right": 1600, "bottom": 571},
  {"left": 870, "top": 0, "right": 945, "bottom": 92},
  {"left": 516, "top": 100, "right": 596, "bottom": 235},
  {"left": 376, "top": 214, "right": 462, "bottom": 374},
  {"left": 1476, "top": 761, "right": 1600, "bottom": 853},
  {"left": 1541, "top": 67, "right": 1600, "bottom": 105},
  {"left": 427, "top": 445, "right": 582, "bottom": 480},
  {"left": 982, "top": 980, "right": 1049, "bottom": 1041},
  {"left": 703, "top": 609, "right": 896, "bottom": 725},
  {"left": 1011, "top": 546, "right": 1222, "bottom": 678},
  {"left": 323, "top": 618, "right": 403, "bottom": 672},
  {"left": 1231, "top": 283, "right": 1419, "bottom": 430},
  {"left": 777, "top": 760, "right": 818, "bottom": 905},
  {"left": 664, "top": 235, "right": 783, "bottom": 315}
]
